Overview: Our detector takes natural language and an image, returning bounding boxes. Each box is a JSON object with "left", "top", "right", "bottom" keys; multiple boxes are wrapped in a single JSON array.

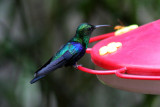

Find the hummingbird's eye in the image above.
[{"left": 88, "top": 28, "right": 92, "bottom": 31}]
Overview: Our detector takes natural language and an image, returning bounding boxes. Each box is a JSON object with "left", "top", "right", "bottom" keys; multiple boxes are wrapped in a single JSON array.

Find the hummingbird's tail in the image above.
[
  {"left": 30, "top": 75, "right": 46, "bottom": 84},
  {"left": 30, "top": 56, "right": 67, "bottom": 84}
]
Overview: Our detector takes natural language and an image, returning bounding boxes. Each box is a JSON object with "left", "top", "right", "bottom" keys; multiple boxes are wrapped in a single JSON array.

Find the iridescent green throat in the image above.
[{"left": 71, "top": 33, "right": 91, "bottom": 48}]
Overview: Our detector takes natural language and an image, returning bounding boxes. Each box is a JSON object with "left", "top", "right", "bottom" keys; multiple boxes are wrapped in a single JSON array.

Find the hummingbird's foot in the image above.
[{"left": 73, "top": 63, "right": 82, "bottom": 69}]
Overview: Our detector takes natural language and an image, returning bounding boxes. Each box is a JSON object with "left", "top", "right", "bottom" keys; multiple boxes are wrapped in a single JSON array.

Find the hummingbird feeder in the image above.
[{"left": 77, "top": 19, "right": 160, "bottom": 95}]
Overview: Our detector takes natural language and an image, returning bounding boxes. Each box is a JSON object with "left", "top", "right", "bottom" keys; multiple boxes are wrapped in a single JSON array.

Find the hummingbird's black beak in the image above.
[{"left": 95, "top": 25, "right": 111, "bottom": 28}]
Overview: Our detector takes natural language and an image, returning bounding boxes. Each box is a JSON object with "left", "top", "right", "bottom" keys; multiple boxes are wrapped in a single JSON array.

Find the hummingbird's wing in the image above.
[{"left": 30, "top": 42, "right": 85, "bottom": 84}]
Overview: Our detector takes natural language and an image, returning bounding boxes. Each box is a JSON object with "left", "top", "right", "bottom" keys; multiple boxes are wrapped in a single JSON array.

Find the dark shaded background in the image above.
[{"left": 0, "top": 0, "right": 160, "bottom": 107}]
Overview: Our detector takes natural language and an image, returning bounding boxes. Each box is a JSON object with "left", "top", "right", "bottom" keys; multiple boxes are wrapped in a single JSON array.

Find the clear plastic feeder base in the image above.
[{"left": 98, "top": 75, "right": 160, "bottom": 95}]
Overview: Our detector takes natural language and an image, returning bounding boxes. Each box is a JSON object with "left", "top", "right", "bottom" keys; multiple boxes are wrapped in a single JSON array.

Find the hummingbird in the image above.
[{"left": 30, "top": 23, "right": 110, "bottom": 84}]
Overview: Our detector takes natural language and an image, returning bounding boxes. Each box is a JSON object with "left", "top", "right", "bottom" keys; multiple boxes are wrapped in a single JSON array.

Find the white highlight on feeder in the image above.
[
  {"left": 99, "top": 46, "right": 108, "bottom": 55},
  {"left": 115, "top": 24, "right": 138, "bottom": 36},
  {"left": 106, "top": 45, "right": 118, "bottom": 53},
  {"left": 99, "top": 42, "right": 122, "bottom": 56}
]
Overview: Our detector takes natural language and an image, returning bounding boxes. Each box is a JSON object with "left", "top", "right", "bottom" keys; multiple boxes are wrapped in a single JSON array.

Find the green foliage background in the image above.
[{"left": 0, "top": 0, "right": 160, "bottom": 107}]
